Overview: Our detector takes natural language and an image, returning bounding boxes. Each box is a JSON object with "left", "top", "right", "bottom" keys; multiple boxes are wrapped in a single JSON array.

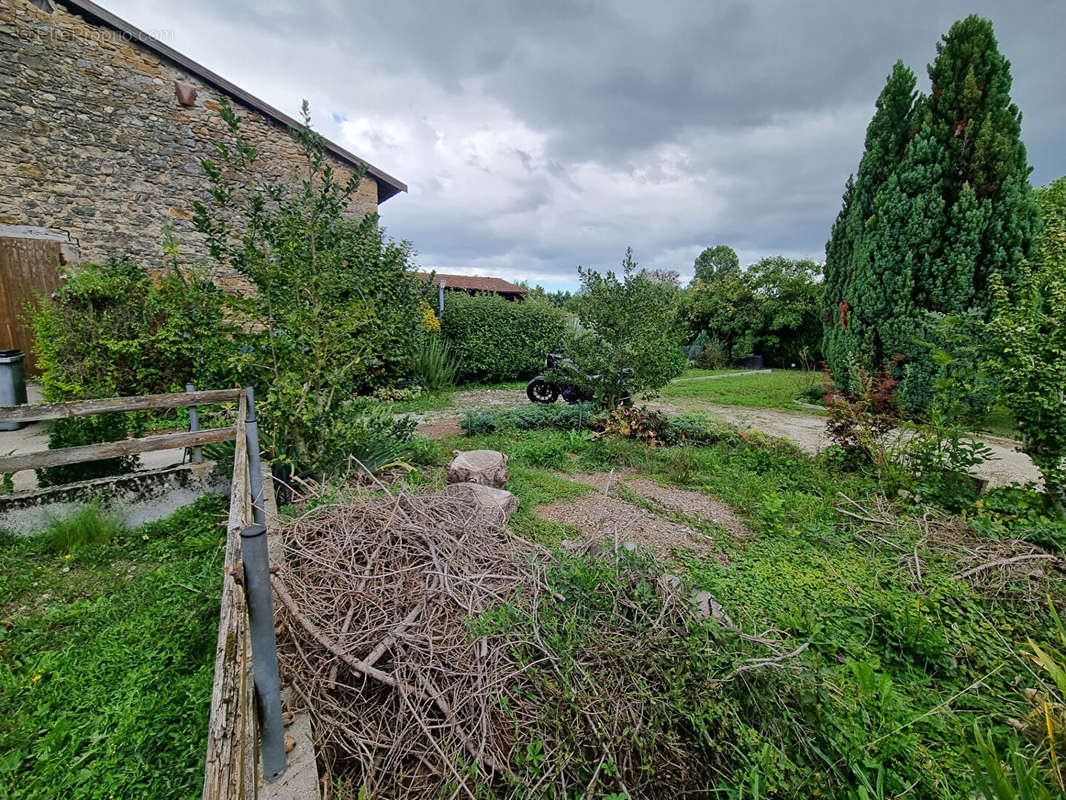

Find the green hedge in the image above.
[{"left": 441, "top": 293, "right": 568, "bottom": 383}]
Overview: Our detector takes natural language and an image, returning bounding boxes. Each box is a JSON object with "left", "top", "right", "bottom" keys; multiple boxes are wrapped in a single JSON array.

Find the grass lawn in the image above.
[
  {"left": 398, "top": 419, "right": 1065, "bottom": 797},
  {"left": 660, "top": 367, "right": 821, "bottom": 412},
  {"left": 0, "top": 495, "right": 227, "bottom": 800}
]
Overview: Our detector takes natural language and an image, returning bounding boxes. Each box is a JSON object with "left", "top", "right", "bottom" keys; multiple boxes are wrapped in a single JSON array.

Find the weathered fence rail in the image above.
[
  {"left": 0, "top": 386, "right": 315, "bottom": 798},
  {"left": 0, "top": 387, "right": 244, "bottom": 475},
  {"left": 0, "top": 387, "right": 243, "bottom": 423}
]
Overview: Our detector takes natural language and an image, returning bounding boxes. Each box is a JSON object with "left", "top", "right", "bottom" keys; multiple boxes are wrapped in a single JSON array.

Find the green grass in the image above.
[
  {"left": 431, "top": 422, "right": 1064, "bottom": 797},
  {"left": 0, "top": 495, "right": 227, "bottom": 800},
  {"left": 38, "top": 504, "right": 125, "bottom": 556},
  {"left": 676, "top": 367, "right": 766, "bottom": 378},
  {"left": 973, "top": 405, "right": 1021, "bottom": 440},
  {"left": 660, "top": 368, "right": 822, "bottom": 412}
]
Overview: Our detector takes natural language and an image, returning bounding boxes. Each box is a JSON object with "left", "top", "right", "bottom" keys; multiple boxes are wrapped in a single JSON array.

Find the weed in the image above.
[{"left": 39, "top": 504, "right": 125, "bottom": 558}]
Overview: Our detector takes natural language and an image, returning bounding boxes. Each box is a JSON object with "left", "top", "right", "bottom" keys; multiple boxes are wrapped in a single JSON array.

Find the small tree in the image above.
[
  {"left": 569, "top": 248, "right": 687, "bottom": 407},
  {"left": 193, "top": 100, "right": 422, "bottom": 473},
  {"left": 986, "top": 177, "right": 1066, "bottom": 514}
]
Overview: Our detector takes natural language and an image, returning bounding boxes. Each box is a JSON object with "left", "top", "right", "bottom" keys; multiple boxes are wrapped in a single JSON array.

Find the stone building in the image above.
[
  {"left": 0, "top": 0, "right": 405, "bottom": 367},
  {"left": 0, "top": 0, "right": 405, "bottom": 265}
]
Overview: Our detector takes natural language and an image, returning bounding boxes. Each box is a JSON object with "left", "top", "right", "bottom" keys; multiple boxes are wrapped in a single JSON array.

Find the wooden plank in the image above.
[
  {"left": 0, "top": 388, "right": 243, "bottom": 423},
  {"left": 204, "top": 395, "right": 253, "bottom": 800},
  {"left": 0, "top": 427, "right": 236, "bottom": 473},
  {"left": 0, "top": 237, "right": 63, "bottom": 375}
]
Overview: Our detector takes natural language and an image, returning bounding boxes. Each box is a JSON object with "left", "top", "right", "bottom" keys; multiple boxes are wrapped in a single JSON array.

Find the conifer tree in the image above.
[
  {"left": 822, "top": 16, "right": 1039, "bottom": 410},
  {"left": 823, "top": 61, "right": 918, "bottom": 390}
]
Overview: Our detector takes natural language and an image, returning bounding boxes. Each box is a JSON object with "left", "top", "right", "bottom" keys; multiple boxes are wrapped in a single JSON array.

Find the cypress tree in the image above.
[
  {"left": 823, "top": 61, "right": 918, "bottom": 390},
  {"left": 823, "top": 16, "right": 1039, "bottom": 410}
]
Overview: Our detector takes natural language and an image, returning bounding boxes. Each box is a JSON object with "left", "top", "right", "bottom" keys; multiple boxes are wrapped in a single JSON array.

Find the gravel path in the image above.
[{"left": 411, "top": 388, "right": 1041, "bottom": 489}]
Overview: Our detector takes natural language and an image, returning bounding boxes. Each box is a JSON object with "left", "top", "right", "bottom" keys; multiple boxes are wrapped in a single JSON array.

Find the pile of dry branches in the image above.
[
  {"left": 272, "top": 490, "right": 757, "bottom": 798},
  {"left": 835, "top": 491, "right": 1064, "bottom": 599}
]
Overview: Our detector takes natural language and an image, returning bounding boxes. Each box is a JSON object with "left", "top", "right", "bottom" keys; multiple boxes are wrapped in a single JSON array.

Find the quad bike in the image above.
[{"left": 526, "top": 352, "right": 633, "bottom": 406}]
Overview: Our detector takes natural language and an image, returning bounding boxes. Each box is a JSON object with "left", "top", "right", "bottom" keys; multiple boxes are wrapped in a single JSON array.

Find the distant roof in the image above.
[
  {"left": 418, "top": 272, "right": 528, "bottom": 294},
  {"left": 56, "top": 0, "right": 407, "bottom": 204}
]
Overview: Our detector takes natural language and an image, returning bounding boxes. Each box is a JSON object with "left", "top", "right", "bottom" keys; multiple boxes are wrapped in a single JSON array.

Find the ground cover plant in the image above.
[
  {"left": 0, "top": 495, "right": 227, "bottom": 800},
  {"left": 375, "top": 413, "right": 1064, "bottom": 797}
]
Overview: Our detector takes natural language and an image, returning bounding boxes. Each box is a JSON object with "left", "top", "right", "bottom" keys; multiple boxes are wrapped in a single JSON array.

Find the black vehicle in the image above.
[{"left": 526, "top": 352, "right": 632, "bottom": 405}]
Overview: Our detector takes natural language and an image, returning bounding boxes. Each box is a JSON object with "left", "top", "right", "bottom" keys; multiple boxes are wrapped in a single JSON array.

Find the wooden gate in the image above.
[{"left": 0, "top": 237, "right": 63, "bottom": 375}]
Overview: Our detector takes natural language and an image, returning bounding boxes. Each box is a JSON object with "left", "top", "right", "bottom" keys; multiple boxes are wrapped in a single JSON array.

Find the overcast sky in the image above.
[{"left": 105, "top": 0, "right": 1065, "bottom": 290}]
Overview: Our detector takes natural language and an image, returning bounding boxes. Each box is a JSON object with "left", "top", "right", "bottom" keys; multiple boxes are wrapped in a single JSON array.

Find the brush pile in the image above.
[{"left": 272, "top": 490, "right": 765, "bottom": 798}]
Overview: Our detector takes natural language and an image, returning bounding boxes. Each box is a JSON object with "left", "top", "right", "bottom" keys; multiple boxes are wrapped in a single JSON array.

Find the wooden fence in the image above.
[{"left": 0, "top": 387, "right": 317, "bottom": 799}]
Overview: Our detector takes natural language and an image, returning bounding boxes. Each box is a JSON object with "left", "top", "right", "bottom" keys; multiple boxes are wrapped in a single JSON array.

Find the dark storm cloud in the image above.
[{"left": 104, "top": 0, "right": 1066, "bottom": 287}]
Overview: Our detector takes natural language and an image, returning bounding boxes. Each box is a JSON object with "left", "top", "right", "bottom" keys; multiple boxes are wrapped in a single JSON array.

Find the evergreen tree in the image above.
[
  {"left": 822, "top": 16, "right": 1039, "bottom": 410},
  {"left": 823, "top": 61, "right": 918, "bottom": 390}
]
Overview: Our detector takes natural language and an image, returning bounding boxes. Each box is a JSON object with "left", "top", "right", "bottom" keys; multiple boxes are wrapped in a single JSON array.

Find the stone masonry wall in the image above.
[{"left": 0, "top": 0, "right": 379, "bottom": 288}]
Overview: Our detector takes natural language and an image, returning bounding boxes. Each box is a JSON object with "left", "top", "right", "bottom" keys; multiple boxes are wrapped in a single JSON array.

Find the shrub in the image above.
[
  {"left": 193, "top": 100, "right": 422, "bottom": 474},
  {"left": 985, "top": 176, "right": 1066, "bottom": 515},
  {"left": 461, "top": 403, "right": 603, "bottom": 436},
  {"left": 411, "top": 336, "right": 457, "bottom": 392},
  {"left": 569, "top": 248, "right": 687, "bottom": 407},
  {"left": 317, "top": 401, "right": 417, "bottom": 476},
  {"left": 441, "top": 292, "right": 567, "bottom": 383},
  {"left": 29, "top": 255, "right": 237, "bottom": 485},
  {"left": 697, "top": 334, "right": 729, "bottom": 370}
]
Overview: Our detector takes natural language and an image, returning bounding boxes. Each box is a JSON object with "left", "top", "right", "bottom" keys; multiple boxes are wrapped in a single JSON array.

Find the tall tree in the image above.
[
  {"left": 693, "top": 244, "right": 740, "bottom": 284},
  {"left": 823, "top": 61, "right": 919, "bottom": 391},
  {"left": 822, "top": 17, "right": 1039, "bottom": 410}
]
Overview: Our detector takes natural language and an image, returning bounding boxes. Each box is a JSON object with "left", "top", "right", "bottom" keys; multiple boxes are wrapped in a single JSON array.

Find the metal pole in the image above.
[
  {"left": 438, "top": 281, "right": 445, "bottom": 317},
  {"left": 244, "top": 386, "right": 266, "bottom": 527},
  {"left": 185, "top": 383, "right": 203, "bottom": 464},
  {"left": 240, "top": 523, "right": 286, "bottom": 783}
]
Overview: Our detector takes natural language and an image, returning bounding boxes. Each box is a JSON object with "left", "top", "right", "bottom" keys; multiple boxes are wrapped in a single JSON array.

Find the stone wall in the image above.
[{"left": 0, "top": 0, "right": 380, "bottom": 286}]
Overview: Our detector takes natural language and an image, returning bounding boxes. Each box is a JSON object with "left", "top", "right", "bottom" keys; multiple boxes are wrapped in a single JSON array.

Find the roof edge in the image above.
[{"left": 54, "top": 0, "right": 407, "bottom": 203}]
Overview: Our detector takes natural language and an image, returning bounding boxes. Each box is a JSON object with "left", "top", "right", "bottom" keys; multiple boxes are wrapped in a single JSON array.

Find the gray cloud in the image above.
[{"left": 108, "top": 0, "right": 1065, "bottom": 287}]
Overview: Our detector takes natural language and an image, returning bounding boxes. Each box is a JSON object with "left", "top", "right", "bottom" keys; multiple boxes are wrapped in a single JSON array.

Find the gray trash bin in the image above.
[{"left": 0, "top": 350, "right": 29, "bottom": 431}]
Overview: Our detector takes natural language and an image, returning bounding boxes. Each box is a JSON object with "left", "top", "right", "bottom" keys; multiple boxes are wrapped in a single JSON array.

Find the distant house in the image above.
[{"left": 418, "top": 273, "right": 528, "bottom": 302}]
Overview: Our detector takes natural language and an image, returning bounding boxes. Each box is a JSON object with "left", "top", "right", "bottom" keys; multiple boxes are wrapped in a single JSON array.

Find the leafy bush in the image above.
[
  {"left": 824, "top": 361, "right": 901, "bottom": 469},
  {"left": 315, "top": 401, "right": 417, "bottom": 476},
  {"left": 569, "top": 248, "right": 687, "bottom": 407},
  {"left": 193, "top": 100, "right": 422, "bottom": 474},
  {"left": 985, "top": 176, "right": 1066, "bottom": 515},
  {"left": 410, "top": 336, "right": 457, "bottom": 392},
  {"left": 29, "top": 255, "right": 237, "bottom": 485},
  {"left": 441, "top": 292, "right": 568, "bottom": 383},
  {"left": 370, "top": 384, "right": 425, "bottom": 403},
  {"left": 697, "top": 333, "right": 729, "bottom": 370},
  {"left": 461, "top": 403, "right": 603, "bottom": 436}
]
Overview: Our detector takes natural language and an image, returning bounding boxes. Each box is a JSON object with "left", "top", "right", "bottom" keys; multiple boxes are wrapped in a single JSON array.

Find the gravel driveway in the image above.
[{"left": 410, "top": 388, "right": 1041, "bottom": 488}]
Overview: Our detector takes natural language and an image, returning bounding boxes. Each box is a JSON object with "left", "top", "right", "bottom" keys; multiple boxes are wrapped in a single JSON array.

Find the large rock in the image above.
[
  {"left": 445, "top": 482, "right": 519, "bottom": 523},
  {"left": 446, "top": 450, "right": 509, "bottom": 489}
]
